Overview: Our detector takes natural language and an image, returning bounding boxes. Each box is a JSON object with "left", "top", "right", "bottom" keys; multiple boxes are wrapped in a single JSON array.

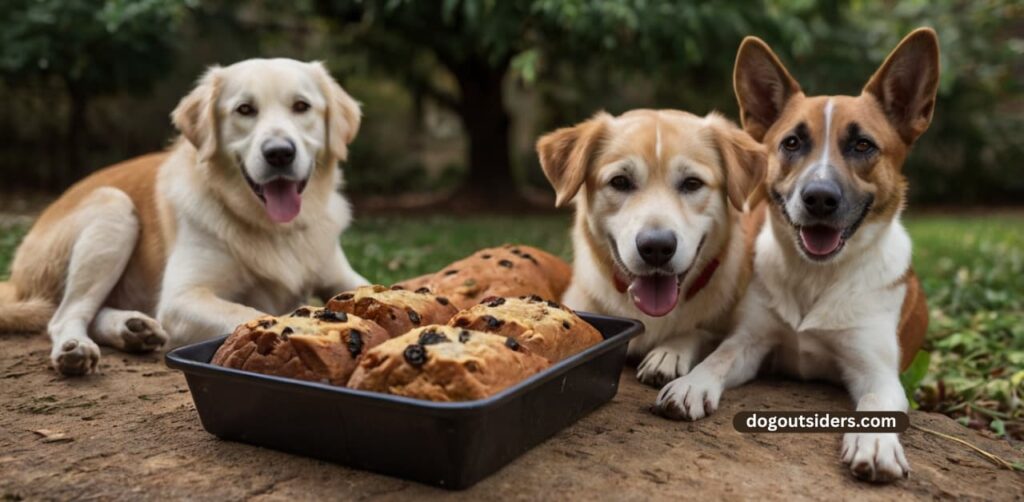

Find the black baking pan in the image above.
[{"left": 165, "top": 313, "right": 643, "bottom": 489}]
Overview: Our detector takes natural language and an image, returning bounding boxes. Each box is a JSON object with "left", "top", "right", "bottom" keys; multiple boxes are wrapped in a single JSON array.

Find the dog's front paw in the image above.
[
  {"left": 51, "top": 338, "right": 100, "bottom": 376},
  {"left": 842, "top": 432, "right": 909, "bottom": 483},
  {"left": 653, "top": 370, "right": 723, "bottom": 421},
  {"left": 637, "top": 344, "right": 696, "bottom": 387},
  {"left": 118, "top": 315, "right": 168, "bottom": 353}
]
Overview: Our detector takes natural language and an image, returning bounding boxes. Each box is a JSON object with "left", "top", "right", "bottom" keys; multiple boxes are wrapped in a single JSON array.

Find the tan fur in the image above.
[
  {"left": 734, "top": 32, "right": 938, "bottom": 363},
  {"left": 655, "top": 29, "right": 943, "bottom": 482},
  {"left": 537, "top": 109, "right": 767, "bottom": 385},
  {"left": 1, "top": 59, "right": 368, "bottom": 376}
]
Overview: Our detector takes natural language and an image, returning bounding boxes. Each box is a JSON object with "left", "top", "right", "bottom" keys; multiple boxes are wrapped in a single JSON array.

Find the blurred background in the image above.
[
  {"left": 1, "top": 0, "right": 1021, "bottom": 208},
  {"left": 1, "top": 1, "right": 1023, "bottom": 440}
]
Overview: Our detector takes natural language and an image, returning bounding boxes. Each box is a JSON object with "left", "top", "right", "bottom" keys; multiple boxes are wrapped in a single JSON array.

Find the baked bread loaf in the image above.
[
  {"left": 325, "top": 284, "right": 459, "bottom": 338},
  {"left": 448, "top": 296, "right": 603, "bottom": 363},
  {"left": 211, "top": 307, "right": 389, "bottom": 385},
  {"left": 347, "top": 325, "right": 549, "bottom": 401},
  {"left": 395, "top": 245, "right": 572, "bottom": 310}
]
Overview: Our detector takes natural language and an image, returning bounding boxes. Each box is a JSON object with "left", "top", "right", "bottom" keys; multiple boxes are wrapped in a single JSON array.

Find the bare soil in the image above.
[{"left": 1, "top": 332, "right": 1021, "bottom": 501}]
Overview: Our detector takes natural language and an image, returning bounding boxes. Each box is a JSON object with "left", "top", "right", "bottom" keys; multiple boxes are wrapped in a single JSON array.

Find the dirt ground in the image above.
[{"left": 1, "top": 332, "right": 1021, "bottom": 501}]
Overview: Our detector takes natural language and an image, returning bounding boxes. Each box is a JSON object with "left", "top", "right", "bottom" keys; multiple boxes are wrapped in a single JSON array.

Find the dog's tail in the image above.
[{"left": 0, "top": 281, "right": 54, "bottom": 334}]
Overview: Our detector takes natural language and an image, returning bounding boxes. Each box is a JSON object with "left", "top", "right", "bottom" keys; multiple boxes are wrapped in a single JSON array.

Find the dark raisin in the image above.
[
  {"left": 407, "top": 309, "right": 421, "bottom": 325},
  {"left": 505, "top": 337, "right": 520, "bottom": 351},
  {"left": 453, "top": 317, "right": 470, "bottom": 328},
  {"left": 436, "top": 296, "right": 450, "bottom": 306},
  {"left": 291, "top": 307, "right": 311, "bottom": 318},
  {"left": 521, "top": 253, "right": 538, "bottom": 264},
  {"left": 546, "top": 300, "right": 562, "bottom": 309},
  {"left": 487, "top": 297, "right": 506, "bottom": 308},
  {"left": 481, "top": 254, "right": 491, "bottom": 259},
  {"left": 482, "top": 315, "right": 504, "bottom": 329},
  {"left": 418, "top": 330, "right": 449, "bottom": 345},
  {"left": 479, "top": 296, "right": 500, "bottom": 305},
  {"left": 281, "top": 327, "right": 294, "bottom": 339},
  {"left": 334, "top": 293, "right": 354, "bottom": 301},
  {"left": 415, "top": 287, "right": 431, "bottom": 294},
  {"left": 315, "top": 309, "right": 348, "bottom": 322},
  {"left": 529, "top": 294, "right": 543, "bottom": 302},
  {"left": 498, "top": 259, "right": 513, "bottom": 268},
  {"left": 347, "top": 330, "right": 363, "bottom": 357},
  {"left": 459, "top": 330, "right": 471, "bottom": 343},
  {"left": 510, "top": 248, "right": 522, "bottom": 255},
  {"left": 444, "top": 269, "right": 458, "bottom": 276},
  {"left": 390, "top": 285, "right": 405, "bottom": 290},
  {"left": 403, "top": 344, "right": 427, "bottom": 367},
  {"left": 257, "top": 318, "right": 277, "bottom": 329},
  {"left": 562, "top": 320, "right": 571, "bottom": 330}
]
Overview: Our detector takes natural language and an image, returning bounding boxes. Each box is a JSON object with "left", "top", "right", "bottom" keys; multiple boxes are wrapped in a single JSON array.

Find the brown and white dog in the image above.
[
  {"left": 653, "top": 30, "right": 936, "bottom": 482},
  {"left": 537, "top": 110, "right": 766, "bottom": 387},
  {"left": 0, "top": 59, "right": 369, "bottom": 376}
]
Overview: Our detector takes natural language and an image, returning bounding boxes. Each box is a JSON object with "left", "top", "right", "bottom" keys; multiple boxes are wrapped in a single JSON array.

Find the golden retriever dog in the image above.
[
  {"left": 0, "top": 59, "right": 369, "bottom": 376},
  {"left": 653, "top": 30, "right": 936, "bottom": 482},
  {"left": 537, "top": 110, "right": 766, "bottom": 388}
]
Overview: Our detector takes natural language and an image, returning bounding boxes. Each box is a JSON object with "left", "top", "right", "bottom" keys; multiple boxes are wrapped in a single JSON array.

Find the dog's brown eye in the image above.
[
  {"left": 679, "top": 177, "right": 704, "bottom": 193},
  {"left": 854, "top": 139, "right": 875, "bottom": 153},
  {"left": 293, "top": 101, "right": 310, "bottom": 113},
  {"left": 782, "top": 136, "right": 801, "bottom": 152},
  {"left": 236, "top": 103, "right": 256, "bottom": 116},
  {"left": 609, "top": 175, "right": 634, "bottom": 192}
]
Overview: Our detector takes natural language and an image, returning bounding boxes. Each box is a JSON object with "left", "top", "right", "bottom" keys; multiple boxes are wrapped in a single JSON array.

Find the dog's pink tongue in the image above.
[
  {"left": 629, "top": 275, "right": 679, "bottom": 317},
  {"left": 262, "top": 179, "right": 302, "bottom": 223},
  {"left": 800, "top": 225, "right": 842, "bottom": 256}
]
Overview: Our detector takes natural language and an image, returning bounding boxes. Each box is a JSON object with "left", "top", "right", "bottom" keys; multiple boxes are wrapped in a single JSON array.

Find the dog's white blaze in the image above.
[
  {"left": 813, "top": 98, "right": 835, "bottom": 180},
  {"left": 655, "top": 120, "right": 663, "bottom": 162}
]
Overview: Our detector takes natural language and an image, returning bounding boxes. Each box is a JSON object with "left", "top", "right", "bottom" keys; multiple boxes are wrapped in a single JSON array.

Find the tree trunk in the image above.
[
  {"left": 449, "top": 61, "right": 525, "bottom": 210},
  {"left": 63, "top": 83, "right": 88, "bottom": 190}
]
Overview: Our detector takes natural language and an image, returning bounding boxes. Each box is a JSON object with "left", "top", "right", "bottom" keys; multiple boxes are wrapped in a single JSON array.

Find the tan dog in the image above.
[
  {"left": 0, "top": 59, "right": 369, "bottom": 375},
  {"left": 653, "top": 30, "right": 935, "bottom": 482},
  {"left": 537, "top": 110, "right": 766, "bottom": 388}
]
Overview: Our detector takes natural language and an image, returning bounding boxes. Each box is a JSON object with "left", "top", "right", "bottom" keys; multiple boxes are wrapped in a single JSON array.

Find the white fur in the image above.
[
  {"left": 655, "top": 211, "right": 913, "bottom": 481},
  {"left": 561, "top": 112, "right": 750, "bottom": 387},
  {"left": 22, "top": 59, "right": 368, "bottom": 375}
]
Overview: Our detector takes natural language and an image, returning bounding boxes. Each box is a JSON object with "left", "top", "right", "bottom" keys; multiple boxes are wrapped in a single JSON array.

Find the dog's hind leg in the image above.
[
  {"left": 90, "top": 307, "right": 168, "bottom": 353},
  {"left": 47, "top": 187, "right": 140, "bottom": 376}
]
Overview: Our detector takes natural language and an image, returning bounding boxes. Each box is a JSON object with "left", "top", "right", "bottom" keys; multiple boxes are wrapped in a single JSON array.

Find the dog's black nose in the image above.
[
  {"left": 801, "top": 180, "right": 841, "bottom": 218},
  {"left": 262, "top": 138, "right": 296, "bottom": 168},
  {"left": 636, "top": 229, "right": 677, "bottom": 267}
]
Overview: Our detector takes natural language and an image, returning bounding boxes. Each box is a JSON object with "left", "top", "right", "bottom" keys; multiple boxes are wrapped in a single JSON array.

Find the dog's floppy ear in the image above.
[
  {"left": 312, "top": 62, "right": 362, "bottom": 161},
  {"left": 708, "top": 113, "right": 768, "bottom": 211},
  {"left": 733, "top": 36, "right": 802, "bottom": 142},
  {"left": 863, "top": 28, "right": 940, "bottom": 145},
  {"left": 536, "top": 112, "right": 610, "bottom": 207},
  {"left": 172, "top": 66, "right": 222, "bottom": 162}
]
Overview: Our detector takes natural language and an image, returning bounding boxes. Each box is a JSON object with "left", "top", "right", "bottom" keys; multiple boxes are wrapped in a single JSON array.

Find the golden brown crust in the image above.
[
  {"left": 394, "top": 245, "right": 572, "bottom": 310},
  {"left": 448, "top": 296, "right": 603, "bottom": 363},
  {"left": 347, "top": 325, "right": 549, "bottom": 401},
  {"left": 211, "top": 307, "right": 389, "bottom": 385},
  {"left": 325, "top": 285, "right": 459, "bottom": 338}
]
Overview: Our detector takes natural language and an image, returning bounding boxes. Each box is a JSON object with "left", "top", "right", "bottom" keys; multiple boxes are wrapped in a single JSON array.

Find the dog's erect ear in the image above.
[
  {"left": 733, "top": 37, "right": 802, "bottom": 142},
  {"left": 708, "top": 114, "right": 768, "bottom": 211},
  {"left": 536, "top": 112, "right": 610, "bottom": 207},
  {"left": 313, "top": 62, "right": 362, "bottom": 161},
  {"left": 863, "top": 28, "right": 940, "bottom": 145},
  {"left": 172, "top": 66, "right": 222, "bottom": 162}
]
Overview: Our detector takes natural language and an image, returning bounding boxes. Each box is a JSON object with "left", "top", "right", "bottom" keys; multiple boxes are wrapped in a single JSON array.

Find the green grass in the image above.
[{"left": 2, "top": 214, "right": 1022, "bottom": 438}]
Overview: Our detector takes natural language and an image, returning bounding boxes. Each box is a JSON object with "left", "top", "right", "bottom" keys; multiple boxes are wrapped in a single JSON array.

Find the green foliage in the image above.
[
  {"left": 908, "top": 216, "right": 1024, "bottom": 439},
  {"left": 900, "top": 350, "right": 931, "bottom": 409},
  {"left": 0, "top": 0, "right": 190, "bottom": 94}
]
